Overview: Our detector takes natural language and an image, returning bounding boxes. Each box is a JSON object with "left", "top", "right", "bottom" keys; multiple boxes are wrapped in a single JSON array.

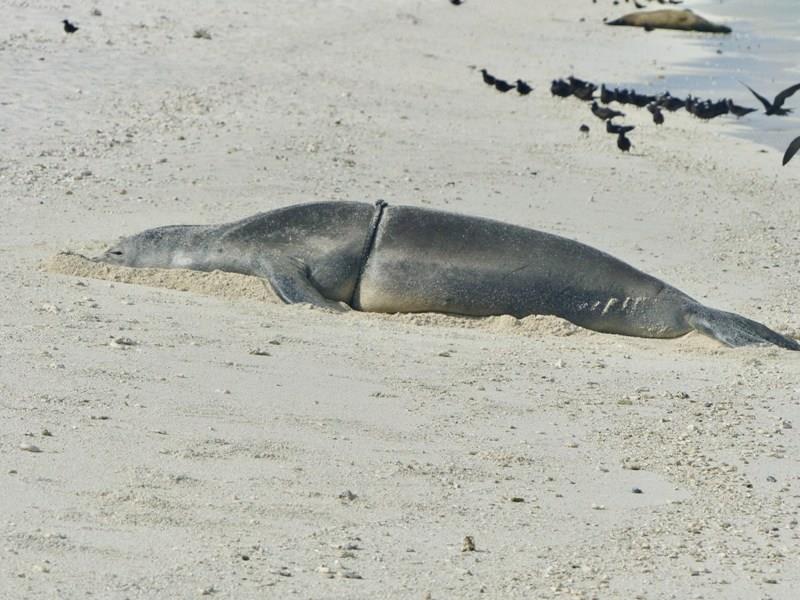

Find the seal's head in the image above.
[{"left": 99, "top": 226, "right": 194, "bottom": 269}]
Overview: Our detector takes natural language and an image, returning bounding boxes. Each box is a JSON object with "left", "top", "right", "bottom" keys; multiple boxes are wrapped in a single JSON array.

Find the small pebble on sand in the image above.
[{"left": 338, "top": 490, "right": 357, "bottom": 502}]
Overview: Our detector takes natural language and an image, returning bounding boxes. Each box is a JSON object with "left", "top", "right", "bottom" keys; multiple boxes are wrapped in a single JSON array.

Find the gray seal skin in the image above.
[
  {"left": 99, "top": 201, "right": 798, "bottom": 350},
  {"left": 101, "top": 202, "right": 376, "bottom": 312}
]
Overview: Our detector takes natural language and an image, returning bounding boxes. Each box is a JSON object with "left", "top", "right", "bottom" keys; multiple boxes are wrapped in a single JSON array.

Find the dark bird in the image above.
[
  {"left": 450, "top": 0, "right": 464, "bottom": 5},
  {"left": 741, "top": 81, "right": 800, "bottom": 116},
  {"left": 606, "top": 120, "right": 634, "bottom": 135},
  {"left": 550, "top": 79, "right": 572, "bottom": 97},
  {"left": 783, "top": 135, "right": 800, "bottom": 166},
  {"left": 591, "top": 101, "right": 624, "bottom": 121},
  {"left": 656, "top": 93, "right": 685, "bottom": 112},
  {"left": 567, "top": 76, "right": 592, "bottom": 90},
  {"left": 480, "top": 69, "right": 496, "bottom": 86},
  {"left": 494, "top": 79, "right": 515, "bottom": 93},
  {"left": 686, "top": 97, "right": 729, "bottom": 120},
  {"left": 726, "top": 99, "right": 757, "bottom": 118},
  {"left": 629, "top": 91, "right": 657, "bottom": 108},
  {"left": 634, "top": 0, "right": 646, "bottom": 8},
  {"left": 600, "top": 84, "right": 615, "bottom": 104},
  {"left": 612, "top": 88, "right": 629, "bottom": 105},
  {"left": 569, "top": 76, "right": 597, "bottom": 101},
  {"left": 617, "top": 132, "right": 632, "bottom": 152},
  {"left": 579, "top": 124, "right": 590, "bottom": 134},
  {"left": 515, "top": 79, "right": 532, "bottom": 95},
  {"left": 62, "top": 19, "right": 79, "bottom": 33},
  {"left": 647, "top": 103, "right": 664, "bottom": 125}
]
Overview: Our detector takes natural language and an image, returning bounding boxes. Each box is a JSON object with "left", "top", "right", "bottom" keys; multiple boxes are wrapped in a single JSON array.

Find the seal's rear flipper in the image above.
[
  {"left": 686, "top": 304, "right": 798, "bottom": 350},
  {"left": 259, "top": 258, "right": 349, "bottom": 313}
]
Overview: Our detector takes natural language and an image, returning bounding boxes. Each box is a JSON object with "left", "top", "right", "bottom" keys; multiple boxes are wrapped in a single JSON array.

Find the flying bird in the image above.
[
  {"left": 62, "top": 19, "right": 79, "bottom": 33},
  {"left": 741, "top": 81, "right": 800, "bottom": 116},
  {"left": 783, "top": 135, "right": 800, "bottom": 166}
]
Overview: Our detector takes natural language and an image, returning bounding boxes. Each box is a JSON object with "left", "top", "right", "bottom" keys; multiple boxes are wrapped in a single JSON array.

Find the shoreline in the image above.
[{"left": 624, "top": 0, "right": 800, "bottom": 152}]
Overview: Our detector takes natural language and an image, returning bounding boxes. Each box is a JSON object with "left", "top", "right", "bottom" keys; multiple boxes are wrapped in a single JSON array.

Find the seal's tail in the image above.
[{"left": 686, "top": 304, "right": 799, "bottom": 350}]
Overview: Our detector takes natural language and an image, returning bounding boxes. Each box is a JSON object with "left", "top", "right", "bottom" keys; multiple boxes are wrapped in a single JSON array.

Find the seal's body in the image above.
[
  {"left": 99, "top": 201, "right": 798, "bottom": 350},
  {"left": 606, "top": 9, "right": 731, "bottom": 34}
]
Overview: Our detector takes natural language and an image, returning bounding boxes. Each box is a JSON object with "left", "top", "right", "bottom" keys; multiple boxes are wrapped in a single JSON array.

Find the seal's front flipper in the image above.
[
  {"left": 686, "top": 304, "right": 799, "bottom": 350},
  {"left": 259, "top": 258, "right": 349, "bottom": 313}
]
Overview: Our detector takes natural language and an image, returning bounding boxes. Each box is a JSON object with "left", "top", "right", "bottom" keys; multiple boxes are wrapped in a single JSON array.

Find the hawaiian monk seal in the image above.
[
  {"left": 98, "top": 201, "right": 798, "bottom": 350},
  {"left": 606, "top": 9, "right": 732, "bottom": 34}
]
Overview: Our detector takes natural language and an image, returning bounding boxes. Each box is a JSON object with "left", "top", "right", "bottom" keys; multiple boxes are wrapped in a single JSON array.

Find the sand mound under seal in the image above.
[{"left": 43, "top": 252, "right": 587, "bottom": 337}]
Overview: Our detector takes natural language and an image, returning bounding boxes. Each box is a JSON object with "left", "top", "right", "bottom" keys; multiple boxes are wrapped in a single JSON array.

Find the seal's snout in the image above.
[{"left": 95, "top": 246, "right": 124, "bottom": 263}]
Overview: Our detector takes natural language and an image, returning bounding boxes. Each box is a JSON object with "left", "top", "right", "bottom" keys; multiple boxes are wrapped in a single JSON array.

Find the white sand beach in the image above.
[{"left": 2, "top": 1, "right": 800, "bottom": 598}]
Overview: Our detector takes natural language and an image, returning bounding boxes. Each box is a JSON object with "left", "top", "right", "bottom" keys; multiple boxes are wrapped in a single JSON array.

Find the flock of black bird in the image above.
[
  {"left": 60, "top": 10, "right": 800, "bottom": 166},
  {"left": 479, "top": 69, "right": 533, "bottom": 96},
  {"left": 479, "top": 66, "right": 800, "bottom": 163},
  {"left": 544, "top": 75, "right": 800, "bottom": 162}
]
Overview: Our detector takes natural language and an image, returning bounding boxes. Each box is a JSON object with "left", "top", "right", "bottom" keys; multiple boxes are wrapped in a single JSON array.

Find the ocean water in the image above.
[{"left": 620, "top": 0, "right": 800, "bottom": 152}]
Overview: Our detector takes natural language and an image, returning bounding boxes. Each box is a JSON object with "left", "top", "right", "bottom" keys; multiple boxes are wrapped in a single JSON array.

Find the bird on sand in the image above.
[
  {"left": 726, "top": 100, "right": 757, "bottom": 118},
  {"left": 62, "top": 19, "right": 79, "bottom": 33},
  {"left": 591, "top": 101, "right": 624, "bottom": 120},
  {"left": 686, "top": 97, "right": 729, "bottom": 120},
  {"left": 579, "top": 124, "right": 590, "bottom": 134},
  {"left": 550, "top": 79, "right": 571, "bottom": 98},
  {"left": 740, "top": 81, "right": 800, "bottom": 116},
  {"left": 617, "top": 132, "right": 632, "bottom": 152},
  {"left": 656, "top": 94, "right": 685, "bottom": 112},
  {"left": 450, "top": 0, "right": 464, "bottom": 5},
  {"left": 494, "top": 79, "right": 515, "bottom": 93},
  {"left": 515, "top": 79, "right": 532, "bottom": 95},
  {"left": 599, "top": 84, "right": 616, "bottom": 104},
  {"left": 647, "top": 103, "right": 664, "bottom": 125},
  {"left": 783, "top": 135, "right": 800, "bottom": 166},
  {"left": 568, "top": 77, "right": 596, "bottom": 101},
  {"left": 480, "top": 69, "right": 496, "bottom": 86}
]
